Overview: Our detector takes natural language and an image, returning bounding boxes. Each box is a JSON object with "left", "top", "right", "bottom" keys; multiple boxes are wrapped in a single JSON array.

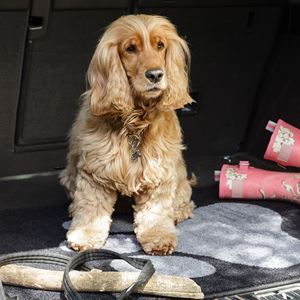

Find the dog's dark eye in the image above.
[
  {"left": 157, "top": 41, "right": 165, "bottom": 50},
  {"left": 126, "top": 44, "right": 136, "bottom": 53}
]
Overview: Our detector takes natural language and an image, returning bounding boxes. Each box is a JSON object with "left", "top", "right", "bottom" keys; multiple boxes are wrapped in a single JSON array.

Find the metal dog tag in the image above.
[{"left": 128, "top": 134, "right": 142, "bottom": 161}]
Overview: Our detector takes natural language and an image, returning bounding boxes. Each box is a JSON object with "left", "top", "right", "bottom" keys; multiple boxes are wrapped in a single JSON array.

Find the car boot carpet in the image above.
[{"left": 1, "top": 182, "right": 300, "bottom": 299}]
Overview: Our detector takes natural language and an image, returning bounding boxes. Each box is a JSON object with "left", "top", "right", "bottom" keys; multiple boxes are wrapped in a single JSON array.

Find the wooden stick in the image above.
[{"left": 0, "top": 264, "right": 204, "bottom": 299}]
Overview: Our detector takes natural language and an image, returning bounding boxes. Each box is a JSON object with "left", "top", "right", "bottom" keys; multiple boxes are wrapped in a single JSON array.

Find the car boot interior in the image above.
[{"left": 1, "top": 0, "right": 300, "bottom": 299}]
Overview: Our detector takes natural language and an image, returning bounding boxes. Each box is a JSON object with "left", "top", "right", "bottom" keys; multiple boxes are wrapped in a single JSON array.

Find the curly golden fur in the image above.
[{"left": 60, "top": 14, "right": 195, "bottom": 255}]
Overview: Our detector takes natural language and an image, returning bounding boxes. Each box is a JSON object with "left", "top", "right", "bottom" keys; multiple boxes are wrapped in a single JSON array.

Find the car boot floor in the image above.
[{"left": 1, "top": 173, "right": 300, "bottom": 299}]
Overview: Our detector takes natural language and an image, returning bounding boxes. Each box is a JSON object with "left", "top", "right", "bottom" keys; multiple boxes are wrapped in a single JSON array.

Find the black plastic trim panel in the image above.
[
  {"left": 0, "top": 0, "right": 30, "bottom": 11},
  {"left": 138, "top": 0, "right": 285, "bottom": 8},
  {"left": 53, "top": 0, "right": 129, "bottom": 10}
]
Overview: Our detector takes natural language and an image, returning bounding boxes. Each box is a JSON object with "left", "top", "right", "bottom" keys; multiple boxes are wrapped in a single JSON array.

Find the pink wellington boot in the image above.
[
  {"left": 215, "top": 161, "right": 300, "bottom": 204},
  {"left": 264, "top": 119, "right": 300, "bottom": 168}
]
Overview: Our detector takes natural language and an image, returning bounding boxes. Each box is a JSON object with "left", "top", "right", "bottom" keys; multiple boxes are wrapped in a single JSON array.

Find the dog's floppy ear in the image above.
[
  {"left": 158, "top": 35, "right": 194, "bottom": 111},
  {"left": 86, "top": 39, "right": 133, "bottom": 116}
]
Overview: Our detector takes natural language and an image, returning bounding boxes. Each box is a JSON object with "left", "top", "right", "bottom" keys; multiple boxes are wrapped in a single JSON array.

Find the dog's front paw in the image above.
[
  {"left": 66, "top": 227, "right": 107, "bottom": 252},
  {"left": 137, "top": 226, "right": 177, "bottom": 256}
]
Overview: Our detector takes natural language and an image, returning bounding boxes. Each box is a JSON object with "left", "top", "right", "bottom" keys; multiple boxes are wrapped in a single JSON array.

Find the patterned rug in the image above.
[{"left": 1, "top": 185, "right": 300, "bottom": 299}]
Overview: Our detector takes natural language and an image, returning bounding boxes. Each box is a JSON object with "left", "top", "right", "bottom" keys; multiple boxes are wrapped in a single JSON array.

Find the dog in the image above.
[{"left": 60, "top": 14, "right": 196, "bottom": 255}]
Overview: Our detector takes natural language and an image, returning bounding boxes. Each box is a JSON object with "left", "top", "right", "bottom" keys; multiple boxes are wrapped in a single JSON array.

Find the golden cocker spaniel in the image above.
[{"left": 60, "top": 14, "right": 195, "bottom": 255}]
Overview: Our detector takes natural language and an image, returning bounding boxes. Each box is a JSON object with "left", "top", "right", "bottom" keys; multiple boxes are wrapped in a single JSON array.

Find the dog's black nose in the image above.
[{"left": 145, "top": 68, "right": 164, "bottom": 83}]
